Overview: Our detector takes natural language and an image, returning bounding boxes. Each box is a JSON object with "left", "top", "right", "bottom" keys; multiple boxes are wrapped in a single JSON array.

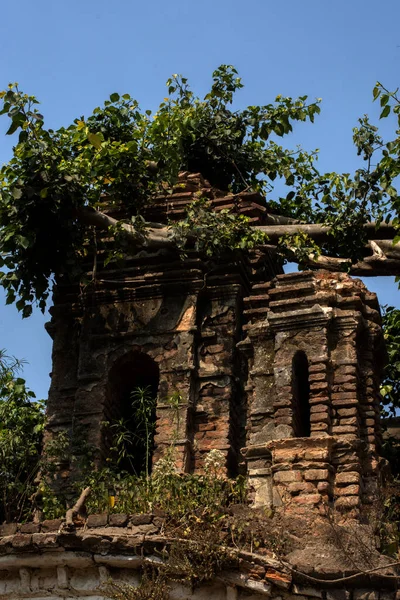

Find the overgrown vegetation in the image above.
[
  {"left": 0, "top": 350, "right": 399, "bottom": 595},
  {"left": 379, "top": 306, "right": 400, "bottom": 477},
  {"left": 173, "top": 197, "right": 268, "bottom": 257},
  {"left": 28, "top": 383, "right": 245, "bottom": 521},
  {"left": 376, "top": 483, "right": 400, "bottom": 557},
  {"left": 0, "top": 350, "right": 44, "bottom": 522},
  {"left": 0, "top": 65, "right": 320, "bottom": 314},
  {"left": 37, "top": 445, "right": 246, "bottom": 519},
  {"left": 105, "top": 568, "right": 169, "bottom": 600},
  {"left": 100, "top": 452, "right": 286, "bottom": 600},
  {"left": 381, "top": 305, "right": 400, "bottom": 416},
  {"left": 2, "top": 67, "right": 400, "bottom": 315},
  {"left": 105, "top": 385, "right": 157, "bottom": 476},
  {"left": 1, "top": 68, "right": 400, "bottom": 595}
]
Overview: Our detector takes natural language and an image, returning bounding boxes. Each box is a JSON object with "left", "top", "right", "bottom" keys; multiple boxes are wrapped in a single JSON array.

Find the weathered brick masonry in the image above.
[
  {"left": 241, "top": 270, "right": 386, "bottom": 513},
  {"left": 44, "top": 173, "right": 387, "bottom": 515},
  {"left": 0, "top": 172, "right": 394, "bottom": 599},
  {"left": 0, "top": 518, "right": 397, "bottom": 599},
  {"left": 44, "top": 172, "right": 282, "bottom": 486}
]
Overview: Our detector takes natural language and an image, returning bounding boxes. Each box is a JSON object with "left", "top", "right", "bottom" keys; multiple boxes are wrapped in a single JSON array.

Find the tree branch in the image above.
[
  {"left": 76, "top": 206, "right": 400, "bottom": 276},
  {"left": 65, "top": 486, "right": 91, "bottom": 528},
  {"left": 292, "top": 242, "right": 400, "bottom": 276},
  {"left": 77, "top": 207, "right": 176, "bottom": 249},
  {"left": 255, "top": 222, "right": 397, "bottom": 243}
]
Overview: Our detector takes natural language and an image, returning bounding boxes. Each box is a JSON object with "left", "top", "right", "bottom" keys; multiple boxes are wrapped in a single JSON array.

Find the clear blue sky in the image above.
[{"left": 0, "top": 0, "right": 399, "bottom": 399}]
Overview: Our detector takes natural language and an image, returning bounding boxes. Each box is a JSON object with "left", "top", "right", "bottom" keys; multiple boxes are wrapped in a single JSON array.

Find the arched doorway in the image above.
[
  {"left": 291, "top": 351, "right": 311, "bottom": 437},
  {"left": 104, "top": 351, "right": 159, "bottom": 475}
]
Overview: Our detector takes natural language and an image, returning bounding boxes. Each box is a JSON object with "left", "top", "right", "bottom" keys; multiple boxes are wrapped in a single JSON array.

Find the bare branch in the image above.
[
  {"left": 77, "top": 207, "right": 176, "bottom": 249},
  {"left": 255, "top": 222, "right": 397, "bottom": 243},
  {"left": 65, "top": 486, "right": 91, "bottom": 528},
  {"left": 290, "top": 252, "right": 400, "bottom": 277}
]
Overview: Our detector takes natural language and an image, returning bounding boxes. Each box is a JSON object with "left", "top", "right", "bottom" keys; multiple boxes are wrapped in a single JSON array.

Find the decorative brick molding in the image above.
[{"left": 242, "top": 270, "right": 386, "bottom": 513}]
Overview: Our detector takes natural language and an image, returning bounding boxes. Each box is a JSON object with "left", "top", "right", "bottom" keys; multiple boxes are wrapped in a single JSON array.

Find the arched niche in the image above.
[
  {"left": 291, "top": 350, "right": 311, "bottom": 438},
  {"left": 103, "top": 351, "right": 159, "bottom": 475}
]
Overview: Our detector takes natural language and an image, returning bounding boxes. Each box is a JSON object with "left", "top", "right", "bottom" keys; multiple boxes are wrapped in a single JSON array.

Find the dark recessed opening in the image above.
[
  {"left": 105, "top": 352, "right": 159, "bottom": 475},
  {"left": 292, "top": 351, "right": 311, "bottom": 438}
]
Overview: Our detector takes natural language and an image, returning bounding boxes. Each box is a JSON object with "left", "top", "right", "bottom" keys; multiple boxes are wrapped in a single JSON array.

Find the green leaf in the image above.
[
  {"left": 380, "top": 94, "right": 390, "bottom": 107},
  {"left": 0, "top": 102, "right": 10, "bottom": 116},
  {"left": 87, "top": 132, "right": 102, "bottom": 149},
  {"left": 18, "top": 236, "right": 30, "bottom": 250},
  {"left": 18, "top": 130, "right": 28, "bottom": 143},
  {"left": 22, "top": 305, "right": 32, "bottom": 318},
  {"left": 380, "top": 105, "right": 391, "bottom": 119},
  {"left": 15, "top": 299, "right": 25, "bottom": 312},
  {"left": 5, "top": 120, "right": 20, "bottom": 135},
  {"left": 110, "top": 93, "right": 120, "bottom": 103},
  {"left": 5, "top": 292, "right": 16, "bottom": 305}
]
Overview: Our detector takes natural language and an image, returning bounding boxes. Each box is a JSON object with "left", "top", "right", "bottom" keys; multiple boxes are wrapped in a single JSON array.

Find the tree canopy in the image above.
[{"left": 0, "top": 65, "right": 400, "bottom": 315}]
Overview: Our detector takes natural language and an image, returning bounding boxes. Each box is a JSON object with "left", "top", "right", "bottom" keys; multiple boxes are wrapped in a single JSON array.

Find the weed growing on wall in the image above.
[{"left": 105, "top": 568, "right": 169, "bottom": 600}]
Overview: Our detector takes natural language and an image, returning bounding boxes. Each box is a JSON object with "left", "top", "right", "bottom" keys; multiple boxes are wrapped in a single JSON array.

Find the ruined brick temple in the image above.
[
  {"left": 0, "top": 173, "right": 394, "bottom": 599},
  {"left": 43, "top": 172, "right": 386, "bottom": 513}
]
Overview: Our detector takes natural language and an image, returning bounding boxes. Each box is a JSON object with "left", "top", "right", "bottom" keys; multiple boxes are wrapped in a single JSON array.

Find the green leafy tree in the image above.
[
  {"left": 0, "top": 66, "right": 322, "bottom": 314},
  {"left": 0, "top": 350, "right": 44, "bottom": 521},
  {"left": 381, "top": 306, "right": 400, "bottom": 417},
  {"left": 0, "top": 67, "right": 400, "bottom": 314},
  {"left": 377, "top": 306, "right": 400, "bottom": 476}
]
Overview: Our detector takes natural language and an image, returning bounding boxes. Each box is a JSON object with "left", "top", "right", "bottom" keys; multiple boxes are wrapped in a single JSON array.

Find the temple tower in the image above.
[
  {"left": 44, "top": 173, "right": 281, "bottom": 487},
  {"left": 241, "top": 270, "right": 386, "bottom": 514},
  {"left": 44, "top": 174, "right": 386, "bottom": 514}
]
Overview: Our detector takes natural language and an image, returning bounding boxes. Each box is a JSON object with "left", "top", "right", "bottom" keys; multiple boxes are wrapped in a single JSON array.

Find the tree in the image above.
[
  {"left": 0, "top": 66, "right": 399, "bottom": 316},
  {"left": 0, "top": 350, "right": 44, "bottom": 521}
]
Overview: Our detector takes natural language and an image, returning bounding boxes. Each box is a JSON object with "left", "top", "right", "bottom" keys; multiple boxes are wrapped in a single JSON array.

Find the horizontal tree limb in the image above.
[
  {"left": 297, "top": 253, "right": 400, "bottom": 277},
  {"left": 77, "top": 207, "right": 176, "bottom": 249},
  {"left": 255, "top": 222, "right": 397, "bottom": 243},
  {"left": 77, "top": 206, "right": 400, "bottom": 276}
]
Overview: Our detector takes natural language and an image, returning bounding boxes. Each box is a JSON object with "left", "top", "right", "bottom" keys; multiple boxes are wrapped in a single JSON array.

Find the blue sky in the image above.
[{"left": 0, "top": 0, "right": 399, "bottom": 399}]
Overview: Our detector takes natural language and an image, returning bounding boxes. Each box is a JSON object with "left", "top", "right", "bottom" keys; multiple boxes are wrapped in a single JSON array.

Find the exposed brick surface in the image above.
[
  {"left": 109, "top": 514, "right": 128, "bottom": 527},
  {"left": 38, "top": 172, "right": 385, "bottom": 519},
  {"left": 87, "top": 514, "right": 108, "bottom": 528},
  {"left": 41, "top": 519, "right": 63, "bottom": 533},
  {"left": 0, "top": 523, "right": 17, "bottom": 536},
  {"left": 243, "top": 270, "right": 384, "bottom": 514}
]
